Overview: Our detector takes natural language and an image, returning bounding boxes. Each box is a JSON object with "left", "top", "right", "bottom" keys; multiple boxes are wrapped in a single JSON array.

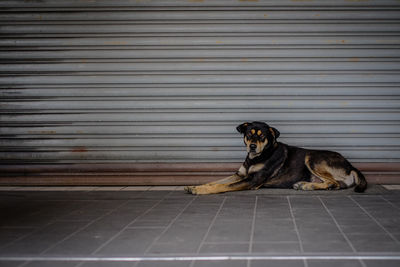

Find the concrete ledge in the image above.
[{"left": 0, "top": 162, "right": 399, "bottom": 186}]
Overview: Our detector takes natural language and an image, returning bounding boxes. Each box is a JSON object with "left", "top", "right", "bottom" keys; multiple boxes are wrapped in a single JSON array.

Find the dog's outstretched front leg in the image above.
[
  {"left": 184, "top": 175, "right": 252, "bottom": 195},
  {"left": 184, "top": 173, "right": 247, "bottom": 195},
  {"left": 185, "top": 167, "right": 269, "bottom": 195},
  {"left": 185, "top": 164, "right": 249, "bottom": 195}
]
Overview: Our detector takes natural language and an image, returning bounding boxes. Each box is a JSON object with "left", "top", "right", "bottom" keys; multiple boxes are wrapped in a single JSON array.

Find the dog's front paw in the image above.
[
  {"left": 184, "top": 186, "right": 203, "bottom": 195},
  {"left": 184, "top": 185, "right": 214, "bottom": 195},
  {"left": 184, "top": 186, "right": 195, "bottom": 194},
  {"left": 293, "top": 182, "right": 315, "bottom": 191}
]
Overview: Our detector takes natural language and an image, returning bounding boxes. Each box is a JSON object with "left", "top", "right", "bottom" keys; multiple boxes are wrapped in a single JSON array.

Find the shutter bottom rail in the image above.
[{"left": 0, "top": 163, "right": 399, "bottom": 186}]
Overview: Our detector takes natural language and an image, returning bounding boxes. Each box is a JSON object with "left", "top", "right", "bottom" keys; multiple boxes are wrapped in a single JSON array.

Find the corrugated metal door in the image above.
[{"left": 1, "top": 0, "right": 399, "bottom": 185}]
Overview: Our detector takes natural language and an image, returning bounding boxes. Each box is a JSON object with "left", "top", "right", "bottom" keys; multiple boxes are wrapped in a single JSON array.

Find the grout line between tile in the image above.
[
  {"left": 189, "top": 196, "right": 227, "bottom": 267},
  {"left": 127, "top": 226, "right": 166, "bottom": 229},
  {"left": 349, "top": 196, "right": 400, "bottom": 244},
  {"left": 15, "top": 194, "right": 143, "bottom": 267},
  {"left": 39, "top": 196, "right": 141, "bottom": 256},
  {"left": 0, "top": 197, "right": 103, "bottom": 252},
  {"left": 136, "top": 195, "right": 198, "bottom": 266},
  {"left": 83, "top": 191, "right": 175, "bottom": 261},
  {"left": 380, "top": 195, "right": 400, "bottom": 211},
  {"left": 318, "top": 196, "right": 367, "bottom": 267},
  {"left": 195, "top": 197, "right": 227, "bottom": 253},
  {"left": 248, "top": 196, "right": 258, "bottom": 251},
  {"left": 202, "top": 241, "right": 300, "bottom": 245},
  {"left": 286, "top": 196, "right": 304, "bottom": 253},
  {"left": 287, "top": 196, "right": 308, "bottom": 267},
  {"left": 247, "top": 196, "right": 258, "bottom": 267}
]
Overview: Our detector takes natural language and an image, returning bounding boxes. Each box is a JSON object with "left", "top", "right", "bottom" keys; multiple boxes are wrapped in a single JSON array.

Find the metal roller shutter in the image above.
[{"left": 1, "top": 0, "right": 399, "bottom": 185}]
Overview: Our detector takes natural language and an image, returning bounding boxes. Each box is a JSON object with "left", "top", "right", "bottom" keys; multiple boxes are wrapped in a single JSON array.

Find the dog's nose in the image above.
[{"left": 249, "top": 144, "right": 257, "bottom": 151}]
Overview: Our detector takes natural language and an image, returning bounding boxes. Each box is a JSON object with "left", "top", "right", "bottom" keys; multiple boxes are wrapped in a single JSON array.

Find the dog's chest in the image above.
[{"left": 239, "top": 163, "right": 265, "bottom": 176}]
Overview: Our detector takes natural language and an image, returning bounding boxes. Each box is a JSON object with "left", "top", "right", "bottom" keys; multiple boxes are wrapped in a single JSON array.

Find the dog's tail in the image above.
[{"left": 352, "top": 168, "right": 367, "bottom": 193}]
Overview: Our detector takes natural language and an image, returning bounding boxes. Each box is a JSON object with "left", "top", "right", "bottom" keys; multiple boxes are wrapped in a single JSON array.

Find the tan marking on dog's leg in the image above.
[
  {"left": 248, "top": 163, "right": 264, "bottom": 174},
  {"left": 237, "top": 165, "right": 247, "bottom": 177},
  {"left": 188, "top": 179, "right": 250, "bottom": 195},
  {"left": 185, "top": 164, "right": 250, "bottom": 194},
  {"left": 293, "top": 180, "right": 337, "bottom": 191},
  {"left": 305, "top": 153, "right": 357, "bottom": 189},
  {"left": 299, "top": 156, "right": 341, "bottom": 191}
]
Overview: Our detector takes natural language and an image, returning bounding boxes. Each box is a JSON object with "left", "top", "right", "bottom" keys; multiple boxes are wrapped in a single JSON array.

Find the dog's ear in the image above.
[
  {"left": 236, "top": 122, "right": 250, "bottom": 134},
  {"left": 269, "top": 127, "right": 280, "bottom": 139}
]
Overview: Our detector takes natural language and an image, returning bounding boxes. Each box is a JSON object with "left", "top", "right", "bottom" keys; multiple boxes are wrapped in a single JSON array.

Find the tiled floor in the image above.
[{"left": 1, "top": 186, "right": 400, "bottom": 267}]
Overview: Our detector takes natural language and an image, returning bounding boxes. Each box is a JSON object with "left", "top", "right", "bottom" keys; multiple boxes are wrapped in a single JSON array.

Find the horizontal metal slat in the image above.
[
  {"left": 2, "top": 23, "right": 400, "bottom": 34},
  {"left": 2, "top": 74, "right": 400, "bottom": 84},
  {"left": 1, "top": 0, "right": 399, "bottom": 8},
  {"left": 2, "top": 62, "right": 400, "bottom": 72},
  {"left": 2, "top": 124, "right": 399, "bottom": 135},
  {"left": 2, "top": 11, "right": 400, "bottom": 21},
  {"left": 2, "top": 36, "right": 400, "bottom": 47},
  {"left": 1, "top": 111, "right": 399, "bottom": 123},
  {"left": 1, "top": 49, "right": 399, "bottom": 59},
  {"left": 1, "top": 87, "right": 400, "bottom": 98},
  {"left": 2, "top": 99, "right": 400, "bottom": 110},
  {"left": 1, "top": 137, "right": 399, "bottom": 148}
]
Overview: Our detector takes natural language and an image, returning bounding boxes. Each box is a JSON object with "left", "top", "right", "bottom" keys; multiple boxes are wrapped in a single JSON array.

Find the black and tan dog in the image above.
[{"left": 185, "top": 121, "right": 367, "bottom": 195}]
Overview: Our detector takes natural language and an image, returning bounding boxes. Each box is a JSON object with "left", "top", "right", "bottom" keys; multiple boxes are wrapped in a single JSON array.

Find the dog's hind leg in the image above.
[
  {"left": 293, "top": 154, "right": 342, "bottom": 191},
  {"left": 293, "top": 178, "right": 339, "bottom": 191}
]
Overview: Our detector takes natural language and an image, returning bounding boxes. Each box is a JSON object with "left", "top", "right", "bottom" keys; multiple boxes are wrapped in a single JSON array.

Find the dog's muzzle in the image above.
[{"left": 249, "top": 143, "right": 257, "bottom": 152}]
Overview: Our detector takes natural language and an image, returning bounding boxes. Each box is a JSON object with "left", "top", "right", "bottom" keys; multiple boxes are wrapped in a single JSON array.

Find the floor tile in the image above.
[
  {"left": 148, "top": 221, "right": 211, "bottom": 254},
  {"left": 199, "top": 243, "right": 249, "bottom": 253},
  {"left": 251, "top": 260, "right": 304, "bottom": 267},
  {"left": 205, "top": 219, "right": 253, "bottom": 243},
  {"left": 0, "top": 221, "right": 88, "bottom": 255},
  {"left": 137, "top": 261, "right": 190, "bottom": 267},
  {"left": 0, "top": 228, "right": 36, "bottom": 248},
  {"left": 193, "top": 260, "right": 247, "bottom": 267},
  {"left": 95, "top": 228, "right": 165, "bottom": 255},
  {"left": 302, "top": 240, "right": 353, "bottom": 253},
  {"left": 23, "top": 261, "right": 78, "bottom": 267},
  {"left": 253, "top": 223, "right": 299, "bottom": 242},
  {"left": 81, "top": 262, "right": 134, "bottom": 267},
  {"left": 252, "top": 242, "right": 301, "bottom": 253},
  {"left": 0, "top": 261, "right": 25, "bottom": 267},
  {"left": 147, "top": 241, "right": 201, "bottom": 254},
  {"left": 307, "top": 260, "right": 363, "bottom": 267},
  {"left": 364, "top": 260, "right": 400, "bottom": 267},
  {"left": 299, "top": 233, "right": 347, "bottom": 243},
  {"left": 128, "top": 220, "right": 171, "bottom": 228}
]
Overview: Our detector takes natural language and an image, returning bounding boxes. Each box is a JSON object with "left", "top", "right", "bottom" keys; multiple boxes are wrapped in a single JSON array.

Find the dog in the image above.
[{"left": 185, "top": 121, "right": 367, "bottom": 195}]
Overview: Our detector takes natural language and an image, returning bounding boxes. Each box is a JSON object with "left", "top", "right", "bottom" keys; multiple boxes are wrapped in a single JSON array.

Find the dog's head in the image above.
[{"left": 236, "top": 121, "right": 280, "bottom": 158}]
